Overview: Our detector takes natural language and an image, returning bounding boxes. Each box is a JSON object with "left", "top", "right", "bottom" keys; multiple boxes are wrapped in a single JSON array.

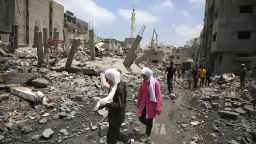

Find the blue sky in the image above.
[{"left": 55, "top": 0, "right": 205, "bottom": 47}]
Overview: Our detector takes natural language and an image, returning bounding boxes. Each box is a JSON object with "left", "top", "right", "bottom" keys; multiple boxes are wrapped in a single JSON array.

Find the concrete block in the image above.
[{"left": 10, "top": 86, "right": 43, "bottom": 103}]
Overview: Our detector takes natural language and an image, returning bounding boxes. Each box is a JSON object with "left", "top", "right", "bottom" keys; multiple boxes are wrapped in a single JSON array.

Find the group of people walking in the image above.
[
  {"left": 165, "top": 61, "right": 213, "bottom": 93},
  {"left": 93, "top": 67, "right": 162, "bottom": 144},
  {"left": 192, "top": 65, "right": 212, "bottom": 89}
]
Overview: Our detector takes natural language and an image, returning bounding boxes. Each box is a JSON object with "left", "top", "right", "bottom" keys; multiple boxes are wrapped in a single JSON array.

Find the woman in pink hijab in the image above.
[{"left": 137, "top": 67, "right": 162, "bottom": 142}]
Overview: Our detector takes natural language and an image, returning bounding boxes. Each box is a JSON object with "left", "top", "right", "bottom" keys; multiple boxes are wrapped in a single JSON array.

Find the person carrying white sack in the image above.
[{"left": 92, "top": 68, "right": 134, "bottom": 144}]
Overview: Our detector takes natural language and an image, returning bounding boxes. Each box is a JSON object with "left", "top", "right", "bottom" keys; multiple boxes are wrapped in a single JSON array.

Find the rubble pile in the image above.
[
  {"left": 0, "top": 47, "right": 145, "bottom": 144},
  {"left": 187, "top": 75, "right": 256, "bottom": 144}
]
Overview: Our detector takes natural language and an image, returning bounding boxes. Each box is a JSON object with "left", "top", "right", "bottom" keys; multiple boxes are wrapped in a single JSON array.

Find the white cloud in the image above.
[
  {"left": 173, "top": 24, "right": 203, "bottom": 45},
  {"left": 118, "top": 9, "right": 157, "bottom": 26},
  {"left": 182, "top": 10, "right": 192, "bottom": 20},
  {"left": 55, "top": 0, "right": 115, "bottom": 26},
  {"left": 188, "top": 0, "right": 205, "bottom": 7},
  {"left": 153, "top": 0, "right": 173, "bottom": 10}
]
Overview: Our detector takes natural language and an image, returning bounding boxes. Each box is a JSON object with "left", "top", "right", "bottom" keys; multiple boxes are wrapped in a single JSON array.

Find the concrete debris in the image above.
[
  {"left": 0, "top": 112, "right": 9, "bottom": 122},
  {"left": 31, "top": 134, "right": 40, "bottom": 141},
  {"left": 190, "top": 121, "right": 201, "bottom": 126},
  {"left": 39, "top": 118, "right": 48, "bottom": 124},
  {"left": 60, "top": 129, "right": 69, "bottom": 136},
  {"left": 10, "top": 86, "right": 44, "bottom": 103},
  {"left": 97, "top": 108, "right": 108, "bottom": 116},
  {"left": 0, "top": 135, "right": 4, "bottom": 141},
  {"left": 42, "top": 128, "right": 54, "bottom": 139},
  {"left": 98, "top": 122, "right": 109, "bottom": 137},
  {"left": 218, "top": 111, "right": 239, "bottom": 119},
  {"left": 32, "top": 78, "right": 49, "bottom": 88}
]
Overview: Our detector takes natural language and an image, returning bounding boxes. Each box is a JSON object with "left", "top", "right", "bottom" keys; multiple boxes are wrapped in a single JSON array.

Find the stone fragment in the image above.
[
  {"left": 99, "top": 122, "right": 109, "bottom": 137},
  {"left": 39, "top": 118, "right": 48, "bottom": 124},
  {"left": 22, "top": 126, "right": 32, "bottom": 134},
  {"left": 32, "top": 78, "right": 49, "bottom": 88},
  {"left": 0, "top": 135, "right": 5, "bottom": 141},
  {"left": 42, "top": 128, "right": 54, "bottom": 139},
  {"left": 60, "top": 129, "right": 69, "bottom": 136},
  {"left": 234, "top": 108, "right": 246, "bottom": 115},
  {"left": 31, "top": 135, "right": 40, "bottom": 141},
  {"left": 59, "top": 112, "right": 67, "bottom": 118},
  {"left": 211, "top": 103, "right": 219, "bottom": 109},
  {"left": 228, "top": 140, "right": 239, "bottom": 144},
  {"left": 212, "top": 125, "right": 220, "bottom": 133},
  {"left": 243, "top": 105, "right": 256, "bottom": 116}
]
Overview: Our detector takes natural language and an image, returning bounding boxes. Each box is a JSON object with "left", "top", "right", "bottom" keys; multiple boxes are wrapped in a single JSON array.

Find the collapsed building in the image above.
[{"left": 200, "top": 0, "right": 256, "bottom": 74}]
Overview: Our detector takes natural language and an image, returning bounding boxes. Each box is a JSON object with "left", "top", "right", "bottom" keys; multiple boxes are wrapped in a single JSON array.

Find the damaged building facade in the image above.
[
  {"left": 64, "top": 11, "right": 89, "bottom": 47},
  {"left": 0, "top": 0, "right": 64, "bottom": 47},
  {"left": 200, "top": 0, "right": 256, "bottom": 73}
]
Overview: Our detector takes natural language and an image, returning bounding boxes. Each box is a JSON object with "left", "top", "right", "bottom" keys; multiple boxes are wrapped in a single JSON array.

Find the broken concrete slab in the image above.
[
  {"left": 10, "top": 86, "right": 44, "bottom": 103},
  {"left": 218, "top": 110, "right": 239, "bottom": 119},
  {"left": 32, "top": 78, "right": 49, "bottom": 88}
]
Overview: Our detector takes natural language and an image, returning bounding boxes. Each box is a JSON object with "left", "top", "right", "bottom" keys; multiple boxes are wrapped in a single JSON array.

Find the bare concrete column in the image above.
[
  {"left": 9, "top": 25, "right": 18, "bottom": 53},
  {"left": 53, "top": 31, "right": 59, "bottom": 49},
  {"left": 89, "top": 29, "right": 95, "bottom": 60},
  {"left": 123, "top": 35, "right": 142, "bottom": 67},
  {"left": 43, "top": 28, "right": 49, "bottom": 68},
  {"left": 65, "top": 39, "right": 81, "bottom": 70},
  {"left": 33, "top": 26, "right": 39, "bottom": 48},
  {"left": 36, "top": 32, "right": 44, "bottom": 67},
  {"left": 43, "top": 28, "right": 48, "bottom": 54},
  {"left": 63, "top": 28, "right": 70, "bottom": 55}
]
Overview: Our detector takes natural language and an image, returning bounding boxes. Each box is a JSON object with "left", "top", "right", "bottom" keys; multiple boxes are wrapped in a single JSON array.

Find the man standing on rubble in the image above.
[
  {"left": 240, "top": 64, "right": 247, "bottom": 88},
  {"left": 165, "top": 62, "right": 175, "bottom": 94}
]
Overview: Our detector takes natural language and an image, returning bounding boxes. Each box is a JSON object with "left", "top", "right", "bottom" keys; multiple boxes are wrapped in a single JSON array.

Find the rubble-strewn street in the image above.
[
  {"left": 1, "top": 0, "right": 256, "bottom": 143},
  {"left": 0, "top": 48, "right": 256, "bottom": 144}
]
